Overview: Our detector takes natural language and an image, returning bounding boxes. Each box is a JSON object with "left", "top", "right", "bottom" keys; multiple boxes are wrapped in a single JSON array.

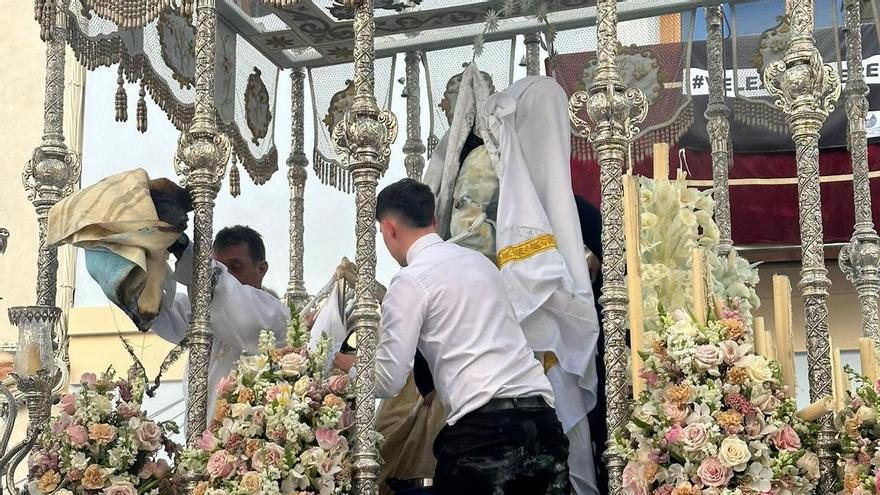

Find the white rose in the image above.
[
  {"left": 718, "top": 437, "right": 751, "bottom": 471},
  {"left": 240, "top": 472, "right": 262, "bottom": 495},
  {"left": 70, "top": 452, "right": 89, "bottom": 471},
  {"left": 230, "top": 403, "right": 251, "bottom": 419},
  {"left": 93, "top": 395, "right": 113, "bottom": 415},
  {"left": 694, "top": 345, "right": 724, "bottom": 371},
  {"left": 856, "top": 406, "right": 877, "bottom": 425},
  {"left": 682, "top": 423, "right": 710, "bottom": 452},
  {"left": 736, "top": 355, "right": 773, "bottom": 383},
  {"left": 796, "top": 451, "right": 820, "bottom": 480},
  {"left": 717, "top": 340, "right": 741, "bottom": 364}
]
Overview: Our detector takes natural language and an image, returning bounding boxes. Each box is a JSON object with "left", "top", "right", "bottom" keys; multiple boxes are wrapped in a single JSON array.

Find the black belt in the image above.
[{"left": 473, "top": 396, "right": 549, "bottom": 414}]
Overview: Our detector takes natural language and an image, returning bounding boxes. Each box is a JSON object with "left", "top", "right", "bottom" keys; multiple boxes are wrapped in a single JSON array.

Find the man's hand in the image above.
[
  {"left": 587, "top": 250, "right": 601, "bottom": 284},
  {"left": 333, "top": 352, "right": 356, "bottom": 373}
]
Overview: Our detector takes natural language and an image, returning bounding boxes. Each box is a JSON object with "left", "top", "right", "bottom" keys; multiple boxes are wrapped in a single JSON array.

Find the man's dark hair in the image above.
[
  {"left": 214, "top": 225, "right": 266, "bottom": 263},
  {"left": 376, "top": 178, "right": 435, "bottom": 228}
]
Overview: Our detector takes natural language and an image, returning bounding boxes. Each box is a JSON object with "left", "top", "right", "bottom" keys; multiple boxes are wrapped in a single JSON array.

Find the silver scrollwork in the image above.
[
  {"left": 763, "top": 1, "right": 841, "bottom": 493},
  {"left": 839, "top": 0, "right": 880, "bottom": 347},
  {"left": 704, "top": 6, "right": 734, "bottom": 256},
  {"left": 567, "top": 1, "right": 648, "bottom": 494},
  {"left": 329, "top": 1, "right": 398, "bottom": 494},
  {"left": 287, "top": 68, "right": 309, "bottom": 309},
  {"left": 403, "top": 51, "right": 426, "bottom": 181},
  {"left": 174, "top": 0, "right": 232, "bottom": 454}
]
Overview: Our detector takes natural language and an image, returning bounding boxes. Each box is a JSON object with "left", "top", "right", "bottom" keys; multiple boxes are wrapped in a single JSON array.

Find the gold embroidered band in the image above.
[
  {"left": 543, "top": 352, "right": 559, "bottom": 374},
  {"left": 497, "top": 233, "right": 558, "bottom": 268}
]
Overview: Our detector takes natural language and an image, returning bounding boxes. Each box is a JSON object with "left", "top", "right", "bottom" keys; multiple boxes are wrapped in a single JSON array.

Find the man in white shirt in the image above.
[
  {"left": 335, "top": 179, "right": 571, "bottom": 494},
  {"left": 153, "top": 225, "right": 289, "bottom": 420}
]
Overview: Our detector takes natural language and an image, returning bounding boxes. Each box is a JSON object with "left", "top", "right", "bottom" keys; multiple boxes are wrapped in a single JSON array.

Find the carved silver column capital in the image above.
[
  {"left": 25, "top": 14, "right": 81, "bottom": 308},
  {"left": 329, "top": 1, "right": 398, "bottom": 493},
  {"left": 402, "top": 51, "right": 426, "bottom": 181},
  {"left": 568, "top": 2, "right": 647, "bottom": 493},
  {"left": 704, "top": 5, "right": 734, "bottom": 256},
  {"left": 287, "top": 67, "right": 309, "bottom": 309},
  {"left": 763, "top": 1, "right": 841, "bottom": 493},
  {"left": 839, "top": 0, "right": 880, "bottom": 347},
  {"left": 174, "top": 0, "right": 231, "bottom": 449}
]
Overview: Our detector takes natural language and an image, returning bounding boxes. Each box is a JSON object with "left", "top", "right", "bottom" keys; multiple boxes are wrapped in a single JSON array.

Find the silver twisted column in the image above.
[
  {"left": 763, "top": 1, "right": 841, "bottom": 493},
  {"left": 403, "top": 52, "right": 426, "bottom": 181},
  {"left": 524, "top": 32, "right": 542, "bottom": 77},
  {"left": 568, "top": 1, "right": 647, "bottom": 493},
  {"left": 23, "top": 8, "right": 81, "bottom": 307},
  {"left": 839, "top": 0, "right": 880, "bottom": 345},
  {"left": 329, "top": 1, "right": 397, "bottom": 493},
  {"left": 174, "top": 0, "right": 231, "bottom": 446},
  {"left": 704, "top": 5, "right": 733, "bottom": 256},
  {"left": 287, "top": 68, "right": 309, "bottom": 308}
]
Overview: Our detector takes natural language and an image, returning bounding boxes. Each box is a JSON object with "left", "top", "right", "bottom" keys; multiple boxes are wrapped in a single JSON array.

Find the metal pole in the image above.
[
  {"left": 287, "top": 68, "right": 309, "bottom": 309},
  {"left": 840, "top": 0, "right": 880, "bottom": 345},
  {"left": 403, "top": 52, "right": 426, "bottom": 180},
  {"left": 524, "top": 32, "right": 542, "bottom": 76},
  {"left": 23, "top": 4, "right": 80, "bottom": 308},
  {"left": 763, "top": 1, "right": 841, "bottom": 493},
  {"left": 329, "top": 1, "right": 397, "bottom": 493},
  {"left": 704, "top": 5, "right": 733, "bottom": 256},
  {"left": 173, "top": 0, "right": 231, "bottom": 447},
  {"left": 568, "top": 1, "right": 647, "bottom": 493}
]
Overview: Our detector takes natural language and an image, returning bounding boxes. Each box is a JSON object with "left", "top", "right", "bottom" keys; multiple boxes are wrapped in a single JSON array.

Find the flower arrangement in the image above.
[
  {"left": 179, "top": 314, "right": 356, "bottom": 495},
  {"left": 29, "top": 368, "right": 180, "bottom": 495},
  {"left": 621, "top": 308, "right": 820, "bottom": 495},
  {"left": 837, "top": 369, "right": 880, "bottom": 495},
  {"left": 638, "top": 173, "right": 761, "bottom": 330}
]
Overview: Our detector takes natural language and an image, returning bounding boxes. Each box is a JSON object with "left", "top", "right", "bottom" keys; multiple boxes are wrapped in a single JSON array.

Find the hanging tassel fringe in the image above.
[
  {"left": 229, "top": 154, "right": 241, "bottom": 198},
  {"left": 115, "top": 64, "right": 127, "bottom": 122},
  {"left": 136, "top": 82, "right": 147, "bottom": 133}
]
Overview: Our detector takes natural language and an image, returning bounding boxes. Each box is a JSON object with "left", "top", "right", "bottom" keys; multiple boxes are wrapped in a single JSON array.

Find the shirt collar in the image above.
[{"left": 406, "top": 233, "right": 443, "bottom": 265}]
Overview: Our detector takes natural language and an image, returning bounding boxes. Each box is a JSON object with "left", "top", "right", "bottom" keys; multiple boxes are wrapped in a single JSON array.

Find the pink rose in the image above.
[
  {"left": 206, "top": 450, "right": 236, "bottom": 479},
  {"left": 316, "top": 428, "right": 342, "bottom": 451},
  {"left": 134, "top": 421, "right": 163, "bottom": 451},
  {"left": 623, "top": 462, "right": 649, "bottom": 495},
  {"left": 59, "top": 394, "right": 76, "bottom": 415},
  {"left": 263, "top": 442, "right": 285, "bottom": 469},
  {"left": 50, "top": 414, "right": 72, "bottom": 435},
  {"left": 216, "top": 376, "right": 238, "bottom": 396},
  {"left": 197, "top": 430, "right": 219, "bottom": 451},
  {"left": 103, "top": 482, "right": 137, "bottom": 495},
  {"left": 773, "top": 424, "right": 801, "bottom": 452},
  {"left": 80, "top": 373, "right": 97, "bottom": 386},
  {"left": 65, "top": 424, "right": 89, "bottom": 447},
  {"left": 682, "top": 423, "right": 709, "bottom": 452},
  {"left": 327, "top": 375, "right": 349, "bottom": 395},
  {"left": 663, "top": 403, "right": 688, "bottom": 424},
  {"left": 116, "top": 402, "right": 138, "bottom": 419},
  {"left": 665, "top": 424, "right": 684, "bottom": 444},
  {"left": 640, "top": 369, "right": 659, "bottom": 388},
  {"left": 279, "top": 352, "right": 308, "bottom": 377},
  {"left": 697, "top": 457, "right": 732, "bottom": 488},
  {"left": 718, "top": 340, "right": 741, "bottom": 364},
  {"left": 694, "top": 345, "right": 724, "bottom": 371}
]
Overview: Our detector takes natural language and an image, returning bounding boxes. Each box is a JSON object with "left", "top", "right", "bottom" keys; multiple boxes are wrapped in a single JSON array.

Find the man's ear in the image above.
[
  {"left": 258, "top": 260, "right": 269, "bottom": 277},
  {"left": 384, "top": 219, "right": 397, "bottom": 239}
]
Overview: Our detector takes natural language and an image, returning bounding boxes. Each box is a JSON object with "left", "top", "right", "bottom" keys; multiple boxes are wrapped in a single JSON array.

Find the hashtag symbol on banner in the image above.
[{"left": 692, "top": 74, "right": 705, "bottom": 89}]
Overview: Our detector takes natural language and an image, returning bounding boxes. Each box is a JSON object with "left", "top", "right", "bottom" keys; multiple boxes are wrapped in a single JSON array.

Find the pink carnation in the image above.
[
  {"left": 664, "top": 424, "right": 684, "bottom": 444},
  {"left": 80, "top": 373, "right": 97, "bottom": 386},
  {"left": 216, "top": 376, "right": 238, "bottom": 396},
  {"left": 327, "top": 374, "right": 349, "bottom": 395},
  {"left": 316, "top": 428, "right": 342, "bottom": 451}
]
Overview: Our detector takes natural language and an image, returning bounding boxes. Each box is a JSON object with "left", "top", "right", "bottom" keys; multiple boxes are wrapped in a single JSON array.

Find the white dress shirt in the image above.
[
  {"left": 376, "top": 233, "right": 553, "bottom": 425},
  {"left": 153, "top": 244, "right": 289, "bottom": 419}
]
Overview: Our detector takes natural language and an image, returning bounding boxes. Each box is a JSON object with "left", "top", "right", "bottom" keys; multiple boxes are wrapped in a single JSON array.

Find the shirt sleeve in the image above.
[
  {"left": 375, "top": 272, "right": 428, "bottom": 397},
  {"left": 152, "top": 284, "right": 190, "bottom": 345},
  {"left": 210, "top": 267, "right": 291, "bottom": 355}
]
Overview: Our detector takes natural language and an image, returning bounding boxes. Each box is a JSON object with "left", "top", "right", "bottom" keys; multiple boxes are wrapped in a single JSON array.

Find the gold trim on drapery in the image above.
[{"left": 497, "top": 234, "right": 558, "bottom": 268}]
